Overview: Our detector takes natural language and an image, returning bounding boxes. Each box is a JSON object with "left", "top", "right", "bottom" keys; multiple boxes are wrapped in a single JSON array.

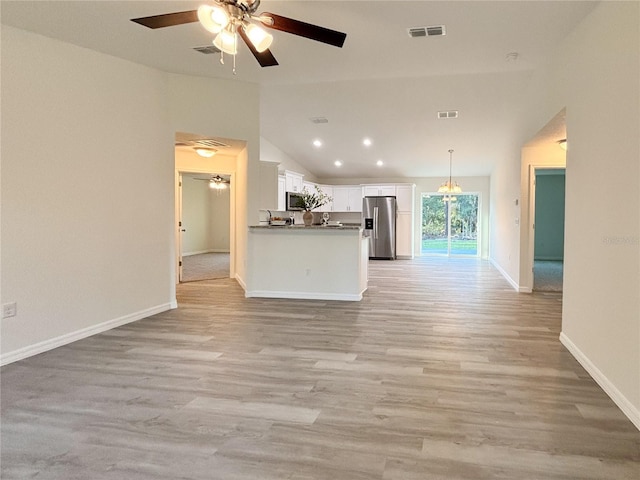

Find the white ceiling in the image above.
[{"left": 2, "top": 1, "right": 590, "bottom": 179}]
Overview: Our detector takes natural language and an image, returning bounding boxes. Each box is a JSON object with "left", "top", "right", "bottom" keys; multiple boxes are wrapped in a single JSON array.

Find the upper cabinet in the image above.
[
  {"left": 284, "top": 170, "right": 304, "bottom": 193},
  {"left": 362, "top": 184, "right": 396, "bottom": 197},
  {"left": 395, "top": 184, "right": 415, "bottom": 212},
  {"left": 332, "top": 186, "right": 362, "bottom": 212}
]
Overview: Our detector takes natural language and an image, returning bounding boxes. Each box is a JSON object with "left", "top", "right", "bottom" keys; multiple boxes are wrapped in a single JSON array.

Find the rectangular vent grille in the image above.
[
  {"left": 408, "top": 25, "right": 446, "bottom": 38},
  {"left": 193, "top": 45, "right": 221, "bottom": 54},
  {"left": 310, "top": 117, "right": 329, "bottom": 124},
  {"left": 438, "top": 110, "right": 458, "bottom": 119},
  {"left": 195, "top": 139, "right": 230, "bottom": 148}
]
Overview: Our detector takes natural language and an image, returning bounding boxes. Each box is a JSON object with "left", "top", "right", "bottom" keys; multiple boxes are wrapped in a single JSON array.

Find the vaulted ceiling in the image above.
[{"left": 2, "top": 1, "right": 591, "bottom": 178}]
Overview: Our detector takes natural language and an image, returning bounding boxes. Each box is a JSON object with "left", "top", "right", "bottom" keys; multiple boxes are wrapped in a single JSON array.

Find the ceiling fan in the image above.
[
  {"left": 194, "top": 175, "right": 231, "bottom": 189},
  {"left": 131, "top": 0, "right": 347, "bottom": 71}
]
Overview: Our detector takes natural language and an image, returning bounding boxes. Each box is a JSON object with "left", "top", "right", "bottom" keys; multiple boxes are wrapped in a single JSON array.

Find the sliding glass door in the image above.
[{"left": 421, "top": 193, "right": 479, "bottom": 256}]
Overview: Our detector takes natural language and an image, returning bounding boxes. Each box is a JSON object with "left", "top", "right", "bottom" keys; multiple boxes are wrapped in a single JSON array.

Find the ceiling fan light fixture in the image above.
[
  {"left": 213, "top": 28, "right": 238, "bottom": 55},
  {"left": 197, "top": 4, "right": 229, "bottom": 34},
  {"left": 244, "top": 23, "right": 273, "bottom": 53},
  {"left": 195, "top": 147, "right": 217, "bottom": 157}
]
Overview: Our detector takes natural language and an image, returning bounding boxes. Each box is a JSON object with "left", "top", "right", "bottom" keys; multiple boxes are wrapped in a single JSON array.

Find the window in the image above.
[{"left": 421, "top": 193, "right": 479, "bottom": 256}]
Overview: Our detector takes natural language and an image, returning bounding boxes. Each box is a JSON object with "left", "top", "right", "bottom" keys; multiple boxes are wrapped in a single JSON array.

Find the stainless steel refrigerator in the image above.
[{"left": 362, "top": 196, "right": 397, "bottom": 259}]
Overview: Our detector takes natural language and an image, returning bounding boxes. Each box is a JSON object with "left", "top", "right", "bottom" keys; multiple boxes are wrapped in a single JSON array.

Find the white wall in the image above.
[
  {"left": 180, "top": 176, "right": 231, "bottom": 255},
  {"left": 555, "top": 2, "right": 639, "bottom": 427},
  {"left": 1, "top": 27, "right": 175, "bottom": 362},
  {"left": 1, "top": 27, "right": 261, "bottom": 364},
  {"left": 167, "top": 75, "right": 260, "bottom": 287},
  {"left": 181, "top": 176, "right": 213, "bottom": 255},
  {"left": 508, "top": 2, "right": 639, "bottom": 427},
  {"left": 209, "top": 186, "right": 231, "bottom": 252},
  {"left": 260, "top": 137, "right": 318, "bottom": 182}
]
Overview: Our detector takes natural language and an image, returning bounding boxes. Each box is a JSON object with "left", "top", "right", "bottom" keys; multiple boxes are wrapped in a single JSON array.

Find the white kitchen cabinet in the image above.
[
  {"left": 277, "top": 175, "right": 286, "bottom": 211},
  {"left": 285, "top": 170, "right": 304, "bottom": 193},
  {"left": 363, "top": 184, "right": 396, "bottom": 197},
  {"left": 332, "top": 186, "right": 362, "bottom": 212},
  {"left": 302, "top": 181, "right": 316, "bottom": 193},
  {"left": 396, "top": 211, "right": 414, "bottom": 258},
  {"left": 395, "top": 184, "right": 415, "bottom": 212}
]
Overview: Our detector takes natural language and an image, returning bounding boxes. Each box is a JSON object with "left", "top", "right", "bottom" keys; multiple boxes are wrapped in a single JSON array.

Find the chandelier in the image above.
[{"left": 437, "top": 149, "right": 462, "bottom": 200}]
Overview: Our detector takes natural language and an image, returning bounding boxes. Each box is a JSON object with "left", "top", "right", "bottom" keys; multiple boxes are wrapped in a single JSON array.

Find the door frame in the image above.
[
  {"left": 526, "top": 165, "right": 566, "bottom": 290},
  {"left": 175, "top": 168, "right": 236, "bottom": 283}
]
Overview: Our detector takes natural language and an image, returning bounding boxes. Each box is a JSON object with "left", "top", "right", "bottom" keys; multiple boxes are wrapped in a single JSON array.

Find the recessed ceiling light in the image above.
[
  {"left": 363, "top": 138, "right": 372, "bottom": 147},
  {"left": 313, "top": 139, "right": 323, "bottom": 148},
  {"left": 334, "top": 160, "right": 343, "bottom": 167},
  {"left": 376, "top": 160, "right": 384, "bottom": 167}
]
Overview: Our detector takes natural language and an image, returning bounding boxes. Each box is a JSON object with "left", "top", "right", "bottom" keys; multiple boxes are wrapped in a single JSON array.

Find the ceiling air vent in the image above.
[
  {"left": 193, "top": 45, "right": 221, "bottom": 55},
  {"left": 408, "top": 25, "right": 446, "bottom": 38},
  {"left": 438, "top": 110, "right": 459, "bottom": 119},
  {"left": 195, "top": 139, "right": 230, "bottom": 148},
  {"left": 310, "top": 117, "right": 329, "bottom": 124}
]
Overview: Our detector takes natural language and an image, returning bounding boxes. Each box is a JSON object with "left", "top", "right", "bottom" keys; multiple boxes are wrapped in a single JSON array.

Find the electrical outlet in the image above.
[{"left": 2, "top": 302, "right": 17, "bottom": 319}]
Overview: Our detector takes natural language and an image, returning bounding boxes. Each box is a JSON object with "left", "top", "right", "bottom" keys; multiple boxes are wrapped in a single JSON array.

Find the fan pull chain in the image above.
[{"left": 232, "top": 34, "right": 237, "bottom": 75}]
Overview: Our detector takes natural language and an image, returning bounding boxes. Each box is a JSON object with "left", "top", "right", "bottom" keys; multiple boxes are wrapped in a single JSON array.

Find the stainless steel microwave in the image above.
[{"left": 286, "top": 192, "right": 305, "bottom": 211}]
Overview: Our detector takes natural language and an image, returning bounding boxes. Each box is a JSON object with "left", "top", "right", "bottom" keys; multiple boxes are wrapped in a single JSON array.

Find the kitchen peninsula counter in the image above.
[{"left": 246, "top": 225, "right": 368, "bottom": 301}]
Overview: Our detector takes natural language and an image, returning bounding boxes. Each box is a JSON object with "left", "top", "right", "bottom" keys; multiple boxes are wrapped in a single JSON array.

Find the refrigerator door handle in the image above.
[{"left": 373, "top": 206, "right": 379, "bottom": 240}]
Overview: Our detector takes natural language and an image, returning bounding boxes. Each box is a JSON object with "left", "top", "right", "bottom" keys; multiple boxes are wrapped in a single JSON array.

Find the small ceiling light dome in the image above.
[
  {"left": 244, "top": 23, "right": 273, "bottom": 53},
  {"left": 376, "top": 160, "right": 384, "bottom": 167},
  {"left": 195, "top": 147, "right": 217, "bottom": 158},
  {"left": 334, "top": 160, "right": 343, "bottom": 167},
  {"left": 363, "top": 138, "right": 372, "bottom": 147},
  {"left": 313, "top": 139, "right": 323, "bottom": 148},
  {"left": 197, "top": 5, "right": 229, "bottom": 34},
  {"left": 213, "top": 28, "right": 238, "bottom": 55}
]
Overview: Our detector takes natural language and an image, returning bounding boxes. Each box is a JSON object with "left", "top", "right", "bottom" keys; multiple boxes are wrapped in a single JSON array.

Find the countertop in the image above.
[{"left": 250, "top": 224, "right": 362, "bottom": 230}]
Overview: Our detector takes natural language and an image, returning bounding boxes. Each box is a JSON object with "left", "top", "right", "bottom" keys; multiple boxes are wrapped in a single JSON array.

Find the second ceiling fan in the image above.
[{"left": 131, "top": 0, "right": 347, "bottom": 70}]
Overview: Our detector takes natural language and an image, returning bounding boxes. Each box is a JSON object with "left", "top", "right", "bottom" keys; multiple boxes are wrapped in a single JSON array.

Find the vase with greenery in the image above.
[{"left": 297, "top": 186, "right": 333, "bottom": 226}]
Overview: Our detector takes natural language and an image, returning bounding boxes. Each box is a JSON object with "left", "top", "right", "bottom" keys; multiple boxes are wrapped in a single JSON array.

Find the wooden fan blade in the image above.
[
  {"left": 259, "top": 12, "right": 346, "bottom": 48},
  {"left": 131, "top": 10, "right": 198, "bottom": 29},
  {"left": 238, "top": 27, "right": 279, "bottom": 67}
]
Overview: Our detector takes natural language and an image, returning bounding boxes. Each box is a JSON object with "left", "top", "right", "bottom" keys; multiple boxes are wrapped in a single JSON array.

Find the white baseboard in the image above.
[
  {"left": 245, "top": 290, "right": 363, "bottom": 302},
  {"left": 489, "top": 257, "right": 520, "bottom": 291},
  {"left": 0, "top": 302, "right": 177, "bottom": 366},
  {"left": 235, "top": 274, "right": 247, "bottom": 291},
  {"left": 560, "top": 332, "right": 640, "bottom": 431}
]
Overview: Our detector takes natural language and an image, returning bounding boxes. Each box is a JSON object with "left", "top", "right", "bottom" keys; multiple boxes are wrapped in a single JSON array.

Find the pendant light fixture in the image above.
[{"left": 438, "top": 149, "right": 462, "bottom": 200}]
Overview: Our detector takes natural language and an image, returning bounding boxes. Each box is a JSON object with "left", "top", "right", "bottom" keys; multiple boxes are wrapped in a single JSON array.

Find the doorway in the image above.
[
  {"left": 531, "top": 168, "right": 565, "bottom": 292},
  {"left": 178, "top": 172, "right": 232, "bottom": 282},
  {"left": 421, "top": 193, "right": 479, "bottom": 256}
]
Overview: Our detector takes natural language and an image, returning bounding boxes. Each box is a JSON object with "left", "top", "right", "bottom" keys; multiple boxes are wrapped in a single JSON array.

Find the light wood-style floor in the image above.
[{"left": 2, "top": 257, "right": 638, "bottom": 479}]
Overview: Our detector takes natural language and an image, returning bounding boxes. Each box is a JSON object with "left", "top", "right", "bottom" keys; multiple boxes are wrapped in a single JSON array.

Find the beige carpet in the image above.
[
  {"left": 533, "top": 260, "right": 563, "bottom": 292},
  {"left": 181, "top": 252, "right": 230, "bottom": 282}
]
